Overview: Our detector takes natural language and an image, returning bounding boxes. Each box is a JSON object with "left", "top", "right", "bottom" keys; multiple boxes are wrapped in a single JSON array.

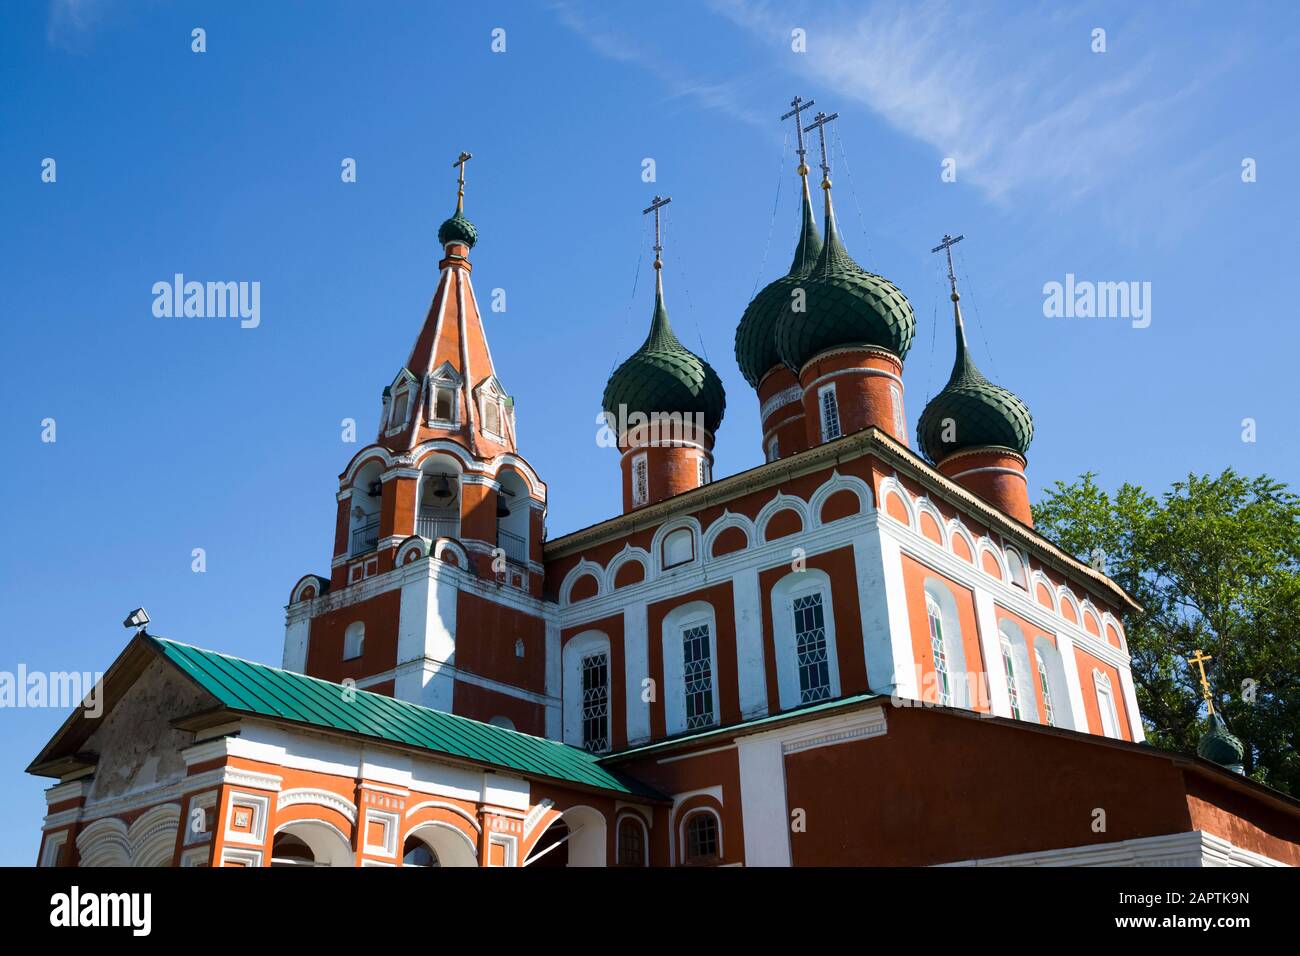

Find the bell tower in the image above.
[{"left": 281, "top": 154, "right": 558, "bottom": 737}]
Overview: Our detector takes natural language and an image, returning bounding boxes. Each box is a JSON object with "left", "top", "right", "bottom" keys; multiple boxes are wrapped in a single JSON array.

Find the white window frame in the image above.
[
  {"left": 818, "top": 384, "right": 841, "bottom": 441},
  {"left": 770, "top": 569, "right": 841, "bottom": 710},
  {"left": 1094, "top": 669, "right": 1120, "bottom": 739},
  {"left": 923, "top": 582, "right": 969, "bottom": 709},
  {"left": 1036, "top": 650, "right": 1055, "bottom": 726},
  {"left": 926, "top": 593, "right": 951, "bottom": 706},
  {"left": 661, "top": 526, "right": 695, "bottom": 569},
  {"left": 889, "top": 383, "right": 905, "bottom": 440},
  {"left": 697, "top": 455, "right": 710, "bottom": 487},
  {"left": 342, "top": 621, "right": 365, "bottom": 660},
  {"left": 1005, "top": 547, "right": 1028, "bottom": 589},
  {"left": 631, "top": 453, "right": 649, "bottom": 507},
  {"left": 579, "top": 651, "right": 610, "bottom": 753},
  {"left": 426, "top": 362, "right": 463, "bottom": 426},
  {"left": 562, "top": 631, "right": 612, "bottom": 752},
  {"left": 1000, "top": 636, "right": 1021, "bottom": 720},
  {"left": 766, "top": 436, "right": 779, "bottom": 462},
  {"left": 662, "top": 602, "right": 720, "bottom": 735}
]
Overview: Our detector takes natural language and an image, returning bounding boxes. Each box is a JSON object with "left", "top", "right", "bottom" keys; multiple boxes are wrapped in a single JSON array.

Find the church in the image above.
[{"left": 27, "top": 102, "right": 1300, "bottom": 868}]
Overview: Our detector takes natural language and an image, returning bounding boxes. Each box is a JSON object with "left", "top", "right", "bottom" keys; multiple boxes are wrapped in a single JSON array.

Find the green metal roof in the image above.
[
  {"left": 916, "top": 299, "right": 1033, "bottom": 463},
  {"left": 735, "top": 175, "right": 824, "bottom": 387},
  {"left": 602, "top": 270, "right": 726, "bottom": 434},
  {"left": 771, "top": 189, "right": 915, "bottom": 371},
  {"left": 437, "top": 209, "right": 478, "bottom": 249},
  {"left": 148, "top": 636, "right": 660, "bottom": 799},
  {"left": 1197, "top": 712, "right": 1245, "bottom": 773}
]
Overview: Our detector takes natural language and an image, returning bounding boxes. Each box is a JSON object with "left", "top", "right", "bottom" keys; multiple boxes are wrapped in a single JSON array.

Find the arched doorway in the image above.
[
  {"left": 403, "top": 822, "right": 478, "bottom": 867},
  {"left": 525, "top": 806, "right": 607, "bottom": 867},
  {"left": 270, "top": 821, "right": 353, "bottom": 867}
]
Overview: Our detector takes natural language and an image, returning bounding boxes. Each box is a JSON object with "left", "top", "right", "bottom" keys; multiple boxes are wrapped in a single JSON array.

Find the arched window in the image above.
[
  {"left": 663, "top": 603, "right": 720, "bottom": 735},
  {"left": 682, "top": 623, "right": 715, "bottom": 730},
  {"left": 998, "top": 621, "right": 1039, "bottom": 723},
  {"left": 563, "top": 631, "right": 612, "bottom": 752},
  {"left": 1036, "top": 651, "right": 1055, "bottom": 726},
  {"left": 818, "top": 384, "right": 841, "bottom": 441},
  {"left": 662, "top": 527, "right": 694, "bottom": 568},
  {"left": 792, "top": 591, "right": 831, "bottom": 703},
  {"left": 926, "top": 594, "right": 951, "bottom": 705},
  {"left": 631, "top": 455, "right": 649, "bottom": 507},
  {"left": 923, "top": 582, "right": 968, "bottom": 708},
  {"left": 343, "top": 621, "right": 365, "bottom": 661},
  {"left": 581, "top": 652, "right": 610, "bottom": 752},
  {"left": 1000, "top": 636, "right": 1022, "bottom": 720},
  {"left": 1005, "top": 548, "right": 1028, "bottom": 589},
  {"left": 684, "top": 812, "right": 719, "bottom": 863},
  {"left": 771, "top": 570, "right": 841, "bottom": 710},
  {"left": 1094, "top": 670, "right": 1120, "bottom": 738},
  {"left": 402, "top": 836, "right": 440, "bottom": 867},
  {"left": 617, "top": 817, "right": 646, "bottom": 866}
]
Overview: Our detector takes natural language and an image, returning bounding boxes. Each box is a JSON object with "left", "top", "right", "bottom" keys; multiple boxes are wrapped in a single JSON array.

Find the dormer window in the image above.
[
  {"left": 389, "top": 390, "right": 410, "bottom": 429},
  {"left": 426, "top": 362, "right": 463, "bottom": 427},
  {"left": 474, "top": 375, "right": 510, "bottom": 442},
  {"left": 482, "top": 396, "right": 502, "bottom": 436},
  {"left": 433, "top": 385, "right": 455, "bottom": 422}
]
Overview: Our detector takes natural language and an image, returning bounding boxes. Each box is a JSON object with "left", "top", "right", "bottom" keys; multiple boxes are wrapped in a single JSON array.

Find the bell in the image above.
[
  {"left": 428, "top": 474, "right": 455, "bottom": 503},
  {"left": 496, "top": 495, "right": 510, "bottom": 519}
]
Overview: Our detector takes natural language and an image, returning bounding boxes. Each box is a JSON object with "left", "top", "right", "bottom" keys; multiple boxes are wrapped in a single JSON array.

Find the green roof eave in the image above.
[{"left": 147, "top": 636, "right": 664, "bottom": 801}]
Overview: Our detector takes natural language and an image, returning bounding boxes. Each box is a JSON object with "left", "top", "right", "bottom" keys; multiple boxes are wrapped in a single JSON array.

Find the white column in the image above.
[
  {"left": 282, "top": 615, "right": 310, "bottom": 673},
  {"left": 736, "top": 734, "right": 791, "bottom": 866},
  {"left": 1053, "top": 630, "right": 1091, "bottom": 732},
  {"left": 623, "top": 601, "right": 651, "bottom": 745},
  {"left": 1117, "top": 664, "right": 1146, "bottom": 742},
  {"left": 852, "top": 525, "right": 916, "bottom": 699},
  {"left": 544, "top": 615, "right": 562, "bottom": 740},
  {"left": 973, "top": 587, "right": 1012, "bottom": 717},
  {"left": 731, "top": 567, "right": 769, "bottom": 719}
]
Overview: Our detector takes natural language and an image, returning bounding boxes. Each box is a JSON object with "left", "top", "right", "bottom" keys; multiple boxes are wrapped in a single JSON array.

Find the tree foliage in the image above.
[{"left": 1033, "top": 469, "right": 1300, "bottom": 794}]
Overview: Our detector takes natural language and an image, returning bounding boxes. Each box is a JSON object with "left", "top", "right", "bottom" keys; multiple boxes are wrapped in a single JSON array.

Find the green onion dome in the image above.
[
  {"left": 916, "top": 296, "right": 1033, "bottom": 463},
  {"left": 1197, "top": 712, "right": 1245, "bottom": 774},
  {"left": 772, "top": 189, "right": 915, "bottom": 373},
  {"left": 437, "top": 210, "right": 477, "bottom": 249},
  {"left": 735, "top": 176, "right": 823, "bottom": 387},
  {"left": 603, "top": 271, "right": 726, "bottom": 436}
]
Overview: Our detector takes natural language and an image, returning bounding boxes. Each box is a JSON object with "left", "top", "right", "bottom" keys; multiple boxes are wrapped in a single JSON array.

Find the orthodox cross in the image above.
[
  {"left": 931, "top": 233, "right": 966, "bottom": 298},
  {"left": 802, "top": 109, "right": 839, "bottom": 185},
  {"left": 781, "top": 95, "right": 816, "bottom": 174},
  {"left": 643, "top": 194, "right": 672, "bottom": 268},
  {"left": 1188, "top": 649, "right": 1216, "bottom": 715},
  {"left": 452, "top": 151, "right": 472, "bottom": 213}
]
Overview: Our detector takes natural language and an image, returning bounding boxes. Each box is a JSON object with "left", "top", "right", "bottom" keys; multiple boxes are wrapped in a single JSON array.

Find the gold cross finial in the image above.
[
  {"left": 452, "top": 151, "right": 472, "bottom": 214},
  {"left": 1188, "top": 649, "right": 1215, "bottom": 715},
  {"left": 931, "top": 233, "right": 966, "bottom": 301}
]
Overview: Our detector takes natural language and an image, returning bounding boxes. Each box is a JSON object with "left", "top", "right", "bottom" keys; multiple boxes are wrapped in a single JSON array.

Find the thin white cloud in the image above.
[
  {"left": 549, "top": 0, "right": 769, "bottom": 130},
  {"left": 711, "top": 0, "right": 1202, "bottom": 202},
  {"left": 47, "top": 0, "right": 107, "bottom": 49}
]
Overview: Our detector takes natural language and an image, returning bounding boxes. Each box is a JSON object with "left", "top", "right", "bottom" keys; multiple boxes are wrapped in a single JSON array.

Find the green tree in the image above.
[{"left": 1033, "top": 469, "right": 1300, "bottom": 794}]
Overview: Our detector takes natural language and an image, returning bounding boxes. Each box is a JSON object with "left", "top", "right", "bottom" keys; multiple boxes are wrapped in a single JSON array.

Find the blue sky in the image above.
[{"left": 1, "top": 0, "right": 1297, "bottom": 864}]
